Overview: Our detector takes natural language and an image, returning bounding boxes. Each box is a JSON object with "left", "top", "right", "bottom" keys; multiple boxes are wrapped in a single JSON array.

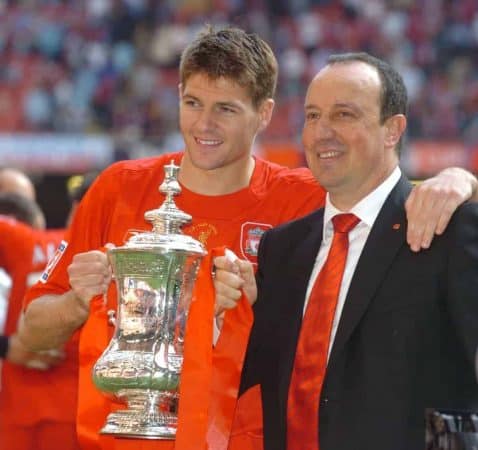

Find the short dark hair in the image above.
[
  {"left": 179, "top": 26, "right": 278, "bottom": 108},
  {"left": 0, "top": 192, "right": 42, "bottom": 227},
  {"left": 328, "top": 52, "right": 408, "bottom": 121},
  {"left": 327, "top": 52, "right": 408, "bottom": 152}
]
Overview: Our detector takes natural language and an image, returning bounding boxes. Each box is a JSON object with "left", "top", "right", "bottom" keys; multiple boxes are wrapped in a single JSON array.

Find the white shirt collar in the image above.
[{"left": 323, "top": 166, "right": 402, "bottom": 232}]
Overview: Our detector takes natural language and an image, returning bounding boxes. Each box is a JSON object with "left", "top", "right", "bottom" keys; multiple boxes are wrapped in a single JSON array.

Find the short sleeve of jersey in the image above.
[
  {"left": 24, "top": 154, "right": 181, "bottom": 306},
  {"left": 24, "top": 166, "right": 119, "bottom": 306}
]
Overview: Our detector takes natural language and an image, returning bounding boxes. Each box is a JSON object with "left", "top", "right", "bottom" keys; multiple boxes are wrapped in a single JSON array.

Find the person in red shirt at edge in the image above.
[
  {"left": 18, "top": 26, "right": 478, "bottom": 450},
  {"left": 0, "top": 172, "right": 98, "bottom": 450},
  {"left": 0, "top": 192, "right": 77, "bottom": 450}
]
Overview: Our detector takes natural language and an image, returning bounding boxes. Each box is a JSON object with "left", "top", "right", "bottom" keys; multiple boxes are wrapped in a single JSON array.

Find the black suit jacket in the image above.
[{"left": 240, "top": 176, "right": 478, "bottom": 450}]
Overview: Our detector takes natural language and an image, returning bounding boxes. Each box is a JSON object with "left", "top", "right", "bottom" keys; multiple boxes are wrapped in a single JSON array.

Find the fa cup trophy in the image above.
[{"left": 92, "top": 161, "right": 206, "bottom": 439}]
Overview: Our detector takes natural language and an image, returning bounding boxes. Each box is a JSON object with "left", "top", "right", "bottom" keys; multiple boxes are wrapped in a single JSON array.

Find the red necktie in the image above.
[{"left": 287, "top": 213, "right": 360, "bottom": 450}]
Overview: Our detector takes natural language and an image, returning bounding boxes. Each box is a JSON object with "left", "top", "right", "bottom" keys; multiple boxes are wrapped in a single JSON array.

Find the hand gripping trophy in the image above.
[{"left": 92, "top": 161, "right": 206, "bottom": 439}]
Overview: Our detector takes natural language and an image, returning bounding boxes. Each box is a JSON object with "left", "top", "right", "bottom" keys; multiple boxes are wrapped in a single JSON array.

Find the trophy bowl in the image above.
[{"left": 92, "top": 162, "right": 206, "bottom": 439}]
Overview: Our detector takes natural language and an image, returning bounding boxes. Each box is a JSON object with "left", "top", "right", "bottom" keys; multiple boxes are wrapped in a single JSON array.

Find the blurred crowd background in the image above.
[{"left": 0, "top": 0, "right": 477, "bottom": 226}]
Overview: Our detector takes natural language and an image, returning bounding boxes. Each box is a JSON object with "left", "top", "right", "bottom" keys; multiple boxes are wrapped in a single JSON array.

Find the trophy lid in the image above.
[{"left": 112, "top": 161, "right": 205, "bottom": 256}]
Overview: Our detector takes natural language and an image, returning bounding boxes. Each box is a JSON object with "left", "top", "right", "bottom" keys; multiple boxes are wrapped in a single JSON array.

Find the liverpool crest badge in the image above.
[{"left": 240, "top": 222, "right": 272, "bottom": 263}]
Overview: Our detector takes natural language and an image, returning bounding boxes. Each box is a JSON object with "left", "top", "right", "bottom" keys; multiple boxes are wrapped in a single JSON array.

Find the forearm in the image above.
[{"left": 19, "top": 290, "right": 89, "bottom": 351}]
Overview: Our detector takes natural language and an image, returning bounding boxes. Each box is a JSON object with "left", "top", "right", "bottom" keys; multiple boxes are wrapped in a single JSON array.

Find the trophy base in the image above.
[{"left": 100, "top": 409, "right": 177, "bottom": 439}]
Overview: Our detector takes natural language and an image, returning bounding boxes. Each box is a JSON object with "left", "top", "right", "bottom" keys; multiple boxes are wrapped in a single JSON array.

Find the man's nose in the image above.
[
  {"left": 195, "top": 109, "right": 216, "bottom": 131},
  {"left": 313, "top": 118, "right": 335, "bottom": 140}
]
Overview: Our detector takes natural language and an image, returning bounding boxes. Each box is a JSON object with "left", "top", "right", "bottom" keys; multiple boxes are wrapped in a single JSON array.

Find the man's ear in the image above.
[
  {"left": 385, "top": 114, "right": 407, "bottom": 148},
  {"left": 178, "top": 83, "right": 183, "bottom": 101},
  {"left": 257, "top": 99, "right": 275, "bottom": 132}
]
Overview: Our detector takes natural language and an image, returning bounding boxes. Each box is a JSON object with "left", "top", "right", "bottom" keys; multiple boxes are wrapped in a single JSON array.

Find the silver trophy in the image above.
[{"left": 92, "top": 161, "right": 206, "bottom": 439}]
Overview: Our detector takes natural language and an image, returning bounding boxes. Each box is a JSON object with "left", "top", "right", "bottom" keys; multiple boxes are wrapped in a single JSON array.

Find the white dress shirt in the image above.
[{"left": 304, "top": 166, "right": 402, "bottom": 360}]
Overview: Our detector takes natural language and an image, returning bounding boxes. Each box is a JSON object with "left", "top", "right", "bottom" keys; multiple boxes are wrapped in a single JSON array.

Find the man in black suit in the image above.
[{"left": 215, "top": 53, "right": 478, "bottom": 450}]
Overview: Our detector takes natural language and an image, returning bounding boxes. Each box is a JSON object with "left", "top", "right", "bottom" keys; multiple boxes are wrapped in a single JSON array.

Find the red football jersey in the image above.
[{"left": 0, "top": 217, "right": 77, "bottom": 427}]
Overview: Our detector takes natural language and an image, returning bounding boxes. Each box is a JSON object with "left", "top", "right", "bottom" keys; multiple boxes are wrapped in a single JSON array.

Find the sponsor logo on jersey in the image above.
[
  {"left": 39, "top": 240, "right": 68, "bottom": 283},
  {"left": 240, "top": 222, "right": 272, "bottom": 263}
]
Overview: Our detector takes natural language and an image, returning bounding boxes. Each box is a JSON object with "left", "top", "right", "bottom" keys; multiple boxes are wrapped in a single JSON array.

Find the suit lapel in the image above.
[{"left": 327, "top": 177, "right": 412, "bottom": 368}]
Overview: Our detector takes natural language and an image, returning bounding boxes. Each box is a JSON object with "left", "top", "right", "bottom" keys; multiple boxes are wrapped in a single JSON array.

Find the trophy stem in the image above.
[{"left": 100, "top": 390, "right": 178, "bottom": 439}]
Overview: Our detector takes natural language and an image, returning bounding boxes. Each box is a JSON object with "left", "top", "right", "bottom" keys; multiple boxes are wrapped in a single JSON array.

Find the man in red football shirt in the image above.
[
  {"left": 0, "top": 172, "right": 98, "bottom": 450},
  {"left": 0, "top": 168, "right": 39, "bottom": 332},
  {"left": 0, "top": 192, "right": 48, "bottom": 361},
  {"left": 0, "top": 193, "right": 79, "bottom": 450},
  {"left": 19, "top": 26, "right": 478, "bottom": 450}
]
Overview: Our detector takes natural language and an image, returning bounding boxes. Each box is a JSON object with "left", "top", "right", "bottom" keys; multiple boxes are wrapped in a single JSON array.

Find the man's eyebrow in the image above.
[
  {"left": 181, "top": 93, "right": 199, "bottom": 100},
  {"left": 182, "top": 93, "right": 243, "bottom": 109},
  {"left": 304, "top": 104, "right": 319, "bottom": 111},
  {"left": 216, "top": 101, "right": 242, "bottom": 110},
  {"left": 304, "top": 102, "right": 362, "bottom": 110},
  {"left": 333, "top": 102, "right": 361, "bottom": 112}
]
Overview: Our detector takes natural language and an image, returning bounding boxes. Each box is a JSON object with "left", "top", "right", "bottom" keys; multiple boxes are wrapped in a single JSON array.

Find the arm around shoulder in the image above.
[
  {"left": 19, "top": 289, "right": 89, "bottom": 351},
  {"left": 405, "top": 167, "right": 478, "bottom": 252}
]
